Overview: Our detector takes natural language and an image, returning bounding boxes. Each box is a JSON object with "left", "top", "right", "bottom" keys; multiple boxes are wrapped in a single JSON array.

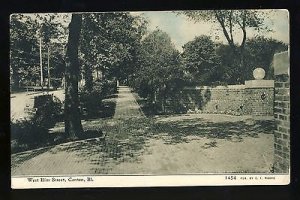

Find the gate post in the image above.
[
  {"left": 273, "top": 51, "right": 290, "bottom": 173},
  {"left": 244, "top": 67, "right": 274, "bottom": 116}
]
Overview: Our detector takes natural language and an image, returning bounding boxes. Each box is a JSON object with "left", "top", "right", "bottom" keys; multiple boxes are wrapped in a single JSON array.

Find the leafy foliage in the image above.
[
  {"left": 10, "top": 14, "right": 68, "bottom": 90},
  {"left": 180, "top": 10, "right": 271, "bottom": 49},
  {"left": 243, "top": 37, "right": 288, "bottom": 80},
  {"left": 80, "top": 13, "right": 147, "bottom": 91},
  {"left": 11, "top": 95, "right": 63, "bottom": 151},
  {"left": 181, "top": 35, "right": 221, "bottom": 85},
  {"left": 216, "top": 37, "right": 288, "bottom": 83},
  {"left": 10, "top": 14, "right": 40, "bottom": 89},
  {"left": 178, "top": 10, "right": 273, "bottom": 76},
  {"left": 79, "top": 79, "right": 117, "bottom": 118},
  {"left": 33, "top": 95, "right": 63, "bottom": 127},
  {"left": 132, "top": 30, "right": 185, "bottom": 113}
]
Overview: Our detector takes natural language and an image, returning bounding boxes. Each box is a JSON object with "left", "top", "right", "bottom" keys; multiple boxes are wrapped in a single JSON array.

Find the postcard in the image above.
[{"left": 10, "top": 9, "right": 290, "bottom": 188}]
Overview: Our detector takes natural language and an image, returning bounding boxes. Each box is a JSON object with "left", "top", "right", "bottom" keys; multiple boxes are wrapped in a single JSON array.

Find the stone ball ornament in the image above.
[{"left": 253, "top": 67, "right": 265, "bottom": 80}]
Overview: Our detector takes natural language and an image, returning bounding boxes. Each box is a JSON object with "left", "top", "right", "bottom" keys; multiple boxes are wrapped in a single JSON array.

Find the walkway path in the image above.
[{"left": 113, "top": 86, "right": 144, "bottom": 118}]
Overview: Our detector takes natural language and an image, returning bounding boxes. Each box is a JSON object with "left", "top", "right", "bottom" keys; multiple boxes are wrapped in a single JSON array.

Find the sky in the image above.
[
  {"left": 131, "top": 10, "right": 289, "bottom": 52},
  {"left": 20, "top": 10, "right": 289, "bottom": 52}
]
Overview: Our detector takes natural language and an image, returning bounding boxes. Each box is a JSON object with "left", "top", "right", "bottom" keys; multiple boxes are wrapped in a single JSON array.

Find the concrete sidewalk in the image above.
[{"left": 113, "top": 86, "right": 145, "bottom": 119}]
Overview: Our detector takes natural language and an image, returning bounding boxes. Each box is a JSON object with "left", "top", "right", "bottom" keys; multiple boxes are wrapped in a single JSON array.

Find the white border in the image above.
[{"left": 11, "top": 174, "right": 290, "bottom": 189}]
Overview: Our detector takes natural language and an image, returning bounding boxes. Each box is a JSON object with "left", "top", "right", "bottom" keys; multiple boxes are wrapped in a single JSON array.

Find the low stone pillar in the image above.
[
  {"left": 244, "top": 72, "right": 274, "bottom": 116},
  {"left": 273, "top": 51, "right": 290, "bottom": 173}
]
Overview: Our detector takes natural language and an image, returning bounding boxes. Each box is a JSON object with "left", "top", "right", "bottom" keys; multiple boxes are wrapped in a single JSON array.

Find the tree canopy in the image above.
[
  {"left": 181, "top": 35, "right": 221, "bottom": 85},
  {"left": 178, "top": 10, "right": 273, "bottom": 81},
  {"left": 10, "top": 14, "right": 40, "bottom": 89},
  {"left": 10, "top": 14, "right": 68, "bottom": 89},
  {"left": 243, "top": 36, "right": 288, "bottom": 80},
  {"left": 216, "top": 36, "right": 288, "bottom": 83},
  {"left": 131, "top": 29, "right": 184, "bottom": 112},
  {"left": 80, "top": 12, "right": 147, "bottom": 91},
  {"left": 179, "top": 10, "right": 271, "bottom": 50}
]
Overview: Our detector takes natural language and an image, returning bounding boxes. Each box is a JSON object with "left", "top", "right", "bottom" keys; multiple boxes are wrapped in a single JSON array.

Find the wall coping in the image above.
[
  {"left": 185, "top": 85, "right": 245, "bottom": 90},
  {"left": 184, "top": 80, "right": 275, "bottom": 90},
  {"left": 245, "top": 80, "right": 274, "bottom": 88}
]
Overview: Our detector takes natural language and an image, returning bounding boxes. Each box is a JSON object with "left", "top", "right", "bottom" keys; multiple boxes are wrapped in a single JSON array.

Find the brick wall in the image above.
[
  {"left": 273, "top": 51, "right": 290, "bottom": 173},
  {"left": 183, "top": 86, "right": 245, "bottom": 115},
  {"left": 244, "top": 88, "right": 274, "bottom": 116},
  {"left": 181, "top": 83, "right": 274, "bottom": 116}
]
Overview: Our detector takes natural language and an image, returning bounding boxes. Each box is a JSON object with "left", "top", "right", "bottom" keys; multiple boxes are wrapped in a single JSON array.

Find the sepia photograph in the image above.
[{"left": 10, "top": 9, "right": 290, "bottom": 188}]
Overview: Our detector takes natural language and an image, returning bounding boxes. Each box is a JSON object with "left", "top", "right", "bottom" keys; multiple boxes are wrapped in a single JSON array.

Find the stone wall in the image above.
[
  {"left": 182, "top": 81, "right": 274, "bottom": 116},
  {"left": 244, "top": 80, "right": 275, "bottom": 116},
  {"left": 183, "top": 85, "right": 246, "bottom": 115},
  {"left": 273, "top": 51, "right": 290, "bottom": 173},
  {"left": 244, "top": 88, "right": 274, "bottom": 116}
]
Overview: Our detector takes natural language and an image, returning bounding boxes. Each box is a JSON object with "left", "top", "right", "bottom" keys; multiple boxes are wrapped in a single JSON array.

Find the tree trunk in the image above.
[
  {"left": 84, "top": 63, "right": 93, "bottom": 92},
  {"left": 11, "top": 71, "right": 20, "bottom": 91},
  {"left": 239, "top": 47, "right": 245, "bottom": 82},
  {"left": 64, "top": 14, "right": 83, "bottom": 139}
]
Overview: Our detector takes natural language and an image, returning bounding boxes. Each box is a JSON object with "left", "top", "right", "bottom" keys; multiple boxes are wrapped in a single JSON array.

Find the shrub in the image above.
[
  {"left": 80, "top": 81, "right": 103, "bottom": 116},
  {"left": 51, "top": 78, "right": 62, "bottom": 89},
  {"left": 11, "top": 119, "right": 50, "bottom": 149},
  {"left": 139, "top": 101, "right": 161, "bottom": 116},
  {"left": 11, "top": 94, "right": 63, "bottom": 152},
  {"left": 135, "top": 80, "right": 153, "bottom": 99},
  {"left": 33, "top": 95, "right": 63, "bottom": 128},
  {"left": 165, "top": 100, "right": 187, "bottom": 114},
  {"left": 80, "top": 89, "right": 102, "bottom": 117},
  {"left": 79, "top": 79, "right": 117, "bottom": 117},
  {"left": 101, "top": 79, "right": 117, "bottom": 97}
]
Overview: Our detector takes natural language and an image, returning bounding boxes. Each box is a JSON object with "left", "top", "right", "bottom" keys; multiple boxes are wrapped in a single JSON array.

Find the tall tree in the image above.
[
  {"left": 216, "top": 37, "right": 288, "bottom": 83},
  {"left": 80, "top": 13, "right": 147, "bottom": 91},
  {"left": 10, "top": 14, "right": 40, "bottom": 90},
  {"left": 64, "top": 14, "right": 83, "bottom": 139},
  {"left": 179, "top": 10, "right": 271, "bottom": 83},
  {"left": 37, "top": 14, "right": 67, "bottom": 89},
  {"left": 10, "top": 14, "right": 68, "bottom": 90},
  {"left": 134, "top": 30, "right": 183, "bottom": 112},
  {"left": 215, "top": 44, "right": 241, "bottom": 84},
  {"left": 181, "top": 35, "right": 220, "bottom": 85},
  {"left": 243, "top": 37, "right": 288, "bottom": 80}
]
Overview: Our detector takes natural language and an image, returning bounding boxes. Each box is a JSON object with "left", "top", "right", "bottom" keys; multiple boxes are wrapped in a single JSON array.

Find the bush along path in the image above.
[{"left": 11, "top": 86, "right": 274, "bottom": 175}]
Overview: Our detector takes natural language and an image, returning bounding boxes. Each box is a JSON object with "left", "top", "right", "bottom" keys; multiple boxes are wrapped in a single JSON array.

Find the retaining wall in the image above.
[{"left": 181, "top": 81, "right": 274, "bottom": 116}]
